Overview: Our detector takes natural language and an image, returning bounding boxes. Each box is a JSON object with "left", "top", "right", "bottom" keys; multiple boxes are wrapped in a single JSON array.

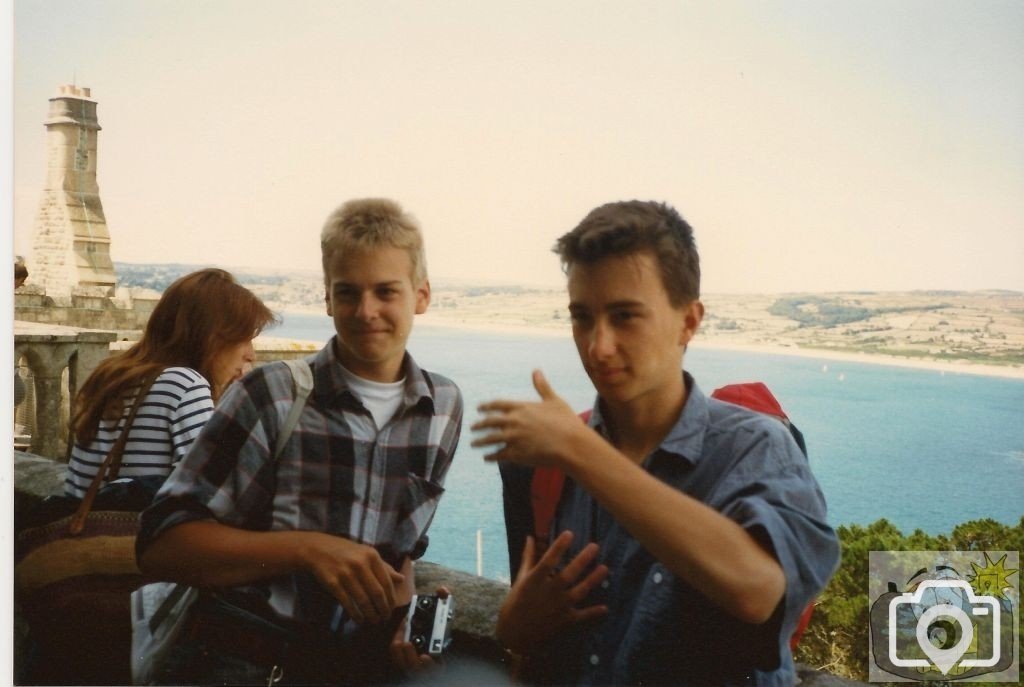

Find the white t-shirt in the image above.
[{"left": 337, "top": 363, "right": 406, "bottom": 432}]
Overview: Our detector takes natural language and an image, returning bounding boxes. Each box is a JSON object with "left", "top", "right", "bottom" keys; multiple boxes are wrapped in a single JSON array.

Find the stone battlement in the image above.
[
  {"left": 15, "top": 286, "right": 160, "bottom": 332},
  {"left": 53, "top": 84, "right": 95, "bottom": 100}
]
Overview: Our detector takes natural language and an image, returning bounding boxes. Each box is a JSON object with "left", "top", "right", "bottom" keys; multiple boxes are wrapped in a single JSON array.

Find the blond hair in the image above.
[{"left": 320, "top": 198, "right": 427, "bottom": 287}]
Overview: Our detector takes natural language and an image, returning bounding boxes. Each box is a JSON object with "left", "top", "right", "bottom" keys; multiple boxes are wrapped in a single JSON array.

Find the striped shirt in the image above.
[
  {"left": 65, "top": 367, "right": 214, "bottom": 499},
  {"left": 138, "top": 339, "right": 463, "bottom": 625}
]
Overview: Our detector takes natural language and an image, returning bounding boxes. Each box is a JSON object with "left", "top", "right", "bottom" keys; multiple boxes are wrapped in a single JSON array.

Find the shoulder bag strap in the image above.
[
  {"left": 68, "top": 371, "right": 161, "bottom": 535},
  {"left": 274, "top": 358, "right": 314, "bottom": 461},
  {"left": 145, "top": 359, "right": 314, "bottom": 637}
]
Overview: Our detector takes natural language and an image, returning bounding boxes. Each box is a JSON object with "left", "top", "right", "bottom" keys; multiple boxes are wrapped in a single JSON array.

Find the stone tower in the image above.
[{"left": 31, "top": 84, "right": 117, "bottom": 296}]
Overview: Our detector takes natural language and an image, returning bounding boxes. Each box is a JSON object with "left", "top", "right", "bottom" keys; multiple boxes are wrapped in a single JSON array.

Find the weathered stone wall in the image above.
[
  {"left": 253, "top": 336, "right": 322, "bottom": 363},
  {"left": 107, "top": 336, "right": 320, "bottom": 363},
  {"left": 15, "top": 286, "right": 159, "bottom": 331},
  {"left": 30, "top": 188, "right": 77, "bottom": 296}
]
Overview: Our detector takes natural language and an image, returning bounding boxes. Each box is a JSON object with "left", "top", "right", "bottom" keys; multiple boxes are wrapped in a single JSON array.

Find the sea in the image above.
[{"left": 276, "top": 312, "right": 1024, "bottom": 582}]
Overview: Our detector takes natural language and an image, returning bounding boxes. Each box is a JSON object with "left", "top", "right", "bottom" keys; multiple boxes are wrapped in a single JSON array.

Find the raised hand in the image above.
[
  {"left": 497, "top": 531, "right": 609, "bottom": 655},
  {"left": 302, "top": 532, "right": 405, "bottom": 625},
  {"left": 471, "top": 370, "right": 587, "bottom": 467}
]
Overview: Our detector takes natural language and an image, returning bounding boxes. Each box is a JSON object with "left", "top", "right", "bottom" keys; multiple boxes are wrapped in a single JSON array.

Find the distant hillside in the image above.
[
  {"left": 112, "top": 262, "right": 544, "bottom": 313},
  {"left": 115, "top": 262, "right": 309, "bottom": 292},
  {"left": 112, "top": 263, "right": 1024, "bottom": 367}
]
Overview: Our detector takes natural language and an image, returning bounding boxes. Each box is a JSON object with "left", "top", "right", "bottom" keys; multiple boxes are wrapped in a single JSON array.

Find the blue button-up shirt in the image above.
[{"left": 503, "top": 372, "right": 839, "bottom": 686}]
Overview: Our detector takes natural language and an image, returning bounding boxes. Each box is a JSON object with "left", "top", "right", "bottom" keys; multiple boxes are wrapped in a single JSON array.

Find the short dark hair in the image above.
[{"left": 553, "top": 200, "right": 700, "bottom": 305}]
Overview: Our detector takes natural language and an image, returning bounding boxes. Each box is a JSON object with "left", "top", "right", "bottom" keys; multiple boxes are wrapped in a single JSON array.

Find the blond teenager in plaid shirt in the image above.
[{"left": 138, "top": 199, "right": 463, "bottom": 685}]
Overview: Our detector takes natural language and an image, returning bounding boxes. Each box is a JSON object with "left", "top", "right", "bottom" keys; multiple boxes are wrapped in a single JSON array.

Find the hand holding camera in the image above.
[
  {"left": 404, "top": 593, "right": 454, "bottom": 656},
  {"left": 389, "top": 589, "right": 454, "bottom": 674}
]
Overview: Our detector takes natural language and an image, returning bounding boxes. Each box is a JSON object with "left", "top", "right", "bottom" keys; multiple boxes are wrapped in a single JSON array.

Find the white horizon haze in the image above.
[{"left": 9, "top": 0, "right": 1024, "bottom": 294}]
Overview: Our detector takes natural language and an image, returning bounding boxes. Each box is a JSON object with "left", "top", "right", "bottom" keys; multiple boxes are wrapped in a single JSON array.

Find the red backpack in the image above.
[{"left": 529, "top": 382, "right": 814, "bottom": 652}]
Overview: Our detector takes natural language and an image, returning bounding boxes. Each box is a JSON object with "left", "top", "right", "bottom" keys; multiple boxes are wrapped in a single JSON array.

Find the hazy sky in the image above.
[{"left": 10, "top": 0, "right": 1024, "bottom": 292}]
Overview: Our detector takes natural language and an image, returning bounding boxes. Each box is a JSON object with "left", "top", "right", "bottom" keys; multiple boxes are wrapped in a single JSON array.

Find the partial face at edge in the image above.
[
  {"left": 325, "top": 245, "right": 430, "bottom": 382},
  {"left": 211, "top": 339, "right": 256, "bottom": 391}
]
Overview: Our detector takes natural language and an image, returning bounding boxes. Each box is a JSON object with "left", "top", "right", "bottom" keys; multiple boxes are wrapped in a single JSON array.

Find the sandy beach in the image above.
[{"left": 690, "top": 340, "right": 1024, "bottom": 380}]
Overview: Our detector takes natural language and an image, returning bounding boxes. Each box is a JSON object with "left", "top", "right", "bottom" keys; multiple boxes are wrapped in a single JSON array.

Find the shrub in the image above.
[{"left": 795, "top": 517, "right": 1023, "bottom": 682}]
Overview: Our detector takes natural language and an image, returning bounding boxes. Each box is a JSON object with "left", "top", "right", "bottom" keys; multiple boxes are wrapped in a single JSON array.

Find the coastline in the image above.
[
  {"left": 690, "top": 340, "right": 1024, "bottom": 381},
  {"left": 274, "top": 308, "right": 1024, "bottom": 381},
  {"left": 417, "top": 313, "right": 1024, "bottom": 380},
  {"left": 416, "top": 313, "right": 568, "bottom": 339}
]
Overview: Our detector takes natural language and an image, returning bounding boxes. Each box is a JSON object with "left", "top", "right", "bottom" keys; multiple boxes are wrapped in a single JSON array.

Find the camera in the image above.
[
  {"left": 870, "top": 577, "right": 1011, "bottom": 679},
  {"left": 404, "top": 594, "right": 454, "bottom": 656},
  {"left": 888, "top": 580, "right": 999, "bottom": 670}
]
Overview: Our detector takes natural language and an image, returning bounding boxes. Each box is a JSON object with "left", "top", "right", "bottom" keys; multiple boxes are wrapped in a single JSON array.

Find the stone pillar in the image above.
[
  {"left": 29, "top": 374, "right": 64, "bottom": 458},
  {"left": 30, "top": 85, "right": 117, "bottom": 297},
  {"left": 14, "top": 321, "right": 117, "bottom": 460},
  {"left": 70, "top": 338, "right": 117, "bottom": 401}
]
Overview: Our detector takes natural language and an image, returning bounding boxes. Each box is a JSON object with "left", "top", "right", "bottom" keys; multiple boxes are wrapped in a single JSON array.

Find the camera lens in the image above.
[
  {"left": 411, "top": 634, "right": 426, "bottom": 651},
  {"left": 927, "top": 618, "right": 959, "bottom": 650},
  {"left": 418, "top": 596, "right": 436, "bottom": 611}
]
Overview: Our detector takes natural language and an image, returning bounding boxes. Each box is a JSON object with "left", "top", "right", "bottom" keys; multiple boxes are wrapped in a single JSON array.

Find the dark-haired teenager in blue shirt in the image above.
[{"left": 474, "top": 200, "right": 839, "bottom": 686}]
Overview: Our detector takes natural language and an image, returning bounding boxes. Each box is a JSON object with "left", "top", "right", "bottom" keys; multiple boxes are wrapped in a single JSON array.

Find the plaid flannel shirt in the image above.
[{"left": 138, "top": 339, "right": 463, "bottom": 625}]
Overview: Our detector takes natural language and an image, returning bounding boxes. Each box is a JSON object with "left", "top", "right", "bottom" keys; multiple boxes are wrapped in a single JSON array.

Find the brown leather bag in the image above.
[{"left": 15, "top": 373, "right": 159, "bottom": 685}]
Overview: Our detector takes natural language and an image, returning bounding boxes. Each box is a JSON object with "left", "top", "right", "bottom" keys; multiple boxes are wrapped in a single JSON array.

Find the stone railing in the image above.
[
  {"left": 14, "top": 321, "right": 117, "bottom": 458},
  {"left": 12, "top": 322, "right": 319, "bottom": 461},
  {"left": 107, "top": 335, "right": 322, "bottom": 365},
  {"left": 13, "top": 452, "right": 863, "bottom": 686}
]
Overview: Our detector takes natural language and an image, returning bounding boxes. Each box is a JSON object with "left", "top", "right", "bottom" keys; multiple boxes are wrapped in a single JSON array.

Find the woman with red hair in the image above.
[{"left": 65, "top": 268, "right": 277, "bottom": 498}]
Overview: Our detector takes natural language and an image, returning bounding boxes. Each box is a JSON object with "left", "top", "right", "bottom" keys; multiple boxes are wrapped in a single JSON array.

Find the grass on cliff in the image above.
[
  {"left": 802, "top": 343, "right": 1024, "bottom": 366},
  {"left": 795, "top": 517, "right": 1023, "bottom": 683}
]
